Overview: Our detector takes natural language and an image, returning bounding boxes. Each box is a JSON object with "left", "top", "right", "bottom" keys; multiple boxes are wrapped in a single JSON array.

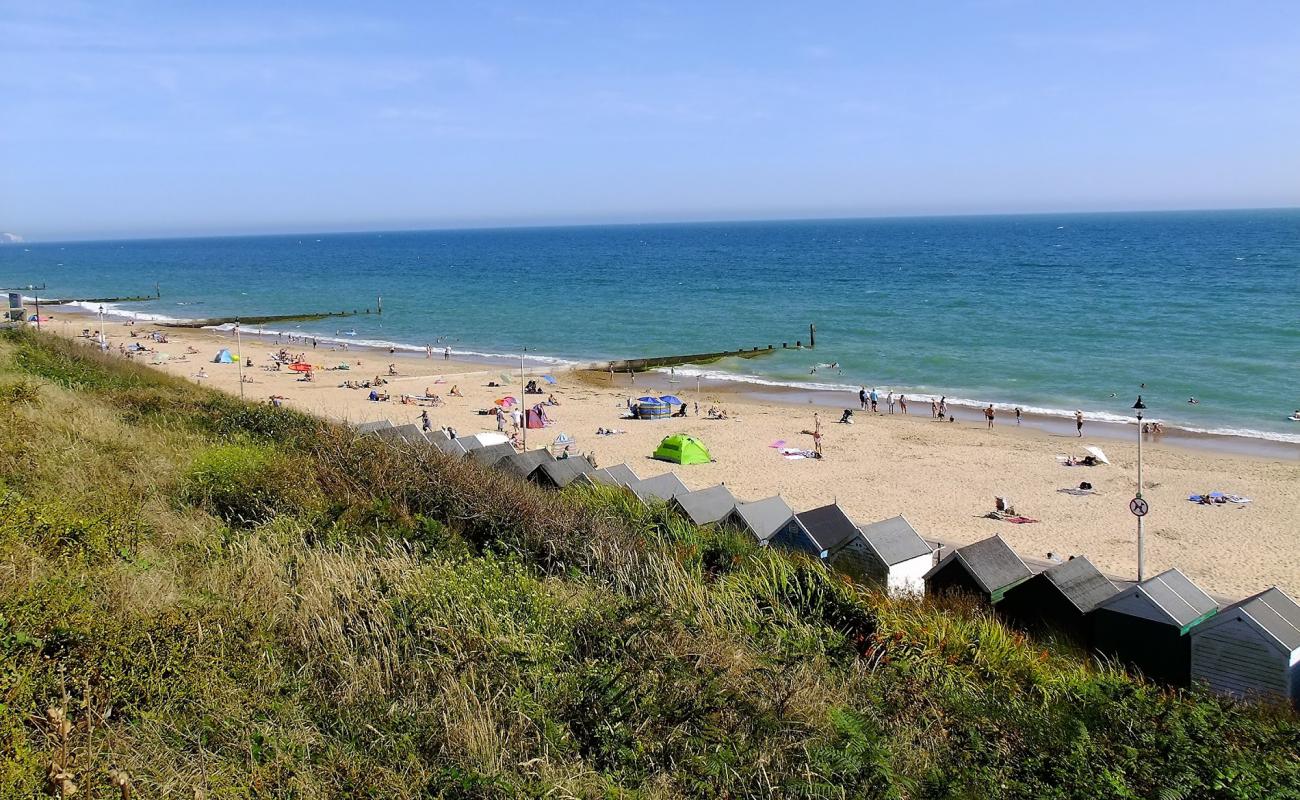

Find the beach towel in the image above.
[
  {"left": 781, "top": 448, "right": 819, "bottom": 460},
  {"left": 1057, "top": 488, "right": 1097, "bottom": 496},
  {"left": 1004, "top": 516, "right": 1040, "bottom": 524},
  {"left": 768, "top": 439, "right": 787, "bottom": 449}
]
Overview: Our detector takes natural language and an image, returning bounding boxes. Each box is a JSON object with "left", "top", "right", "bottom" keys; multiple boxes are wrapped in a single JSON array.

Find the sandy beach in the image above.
[{"left": 47, "top": 310, "right": 1299, "bottom": 601}]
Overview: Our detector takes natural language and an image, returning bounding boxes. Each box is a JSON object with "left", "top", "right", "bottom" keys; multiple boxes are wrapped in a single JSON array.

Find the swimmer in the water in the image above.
[{"left": 1188, "top": 397, "right": 1199, "bottom": 405}]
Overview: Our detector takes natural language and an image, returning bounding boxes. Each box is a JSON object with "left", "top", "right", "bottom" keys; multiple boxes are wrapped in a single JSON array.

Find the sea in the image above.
[{"left": 2, "top": 209, "right": 1298, "bottom": 445}]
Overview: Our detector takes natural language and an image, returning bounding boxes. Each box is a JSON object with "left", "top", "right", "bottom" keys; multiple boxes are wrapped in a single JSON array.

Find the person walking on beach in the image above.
[
  {"left": 511, "top": 406, "right": 523, "bottom": 431},
  {"left": 898, "top": 394, "right": 907, "bottom": 414},
  {"left": 859, "top": 387, "right": 867, "bottom": 410},
  {"left": 939, "top": 396, "right": 947, "bottom": 418},
  {"left": 496, "top": 407, "right": 506, "bottom": 432},
  {"left": 1015, "top": 406, "right": 1022, "bottom": 425},
  {"left": 931, "top": 399, "right": 939, "bottom": 418},
  {"left": 1075, "top": 409, "right": 1084, "bottom": 437},
  {"left": 985, "top": 404, "right": 995, "bottom": 429},
  {"left": 887, "top": 391, "right": 895, "bottom": 414},
  {"left": 420, "top": 410, "right": 431, "bottom": 432},
  {"left": 870, "top": 388, "right": 879, "bottom": 412},
  {"left": 444, "top": 347, "right": 450, "bottom": 360},
  {"left": 811, "top": 412, "right": 824, "bottom": 458}
]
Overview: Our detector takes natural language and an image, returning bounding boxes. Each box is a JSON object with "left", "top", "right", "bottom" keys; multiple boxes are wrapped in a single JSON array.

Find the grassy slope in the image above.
[{"left": 0, "top": 329, "right": 1295, "bottom": 799}]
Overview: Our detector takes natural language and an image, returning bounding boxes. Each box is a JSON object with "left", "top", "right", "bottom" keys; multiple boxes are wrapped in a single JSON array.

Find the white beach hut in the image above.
[
  {"left": 1190, "top": 587, "right": 1300, "bottom": 706},
  {"left": 853, "top": 515, "right": 935, "bottom": 596}
]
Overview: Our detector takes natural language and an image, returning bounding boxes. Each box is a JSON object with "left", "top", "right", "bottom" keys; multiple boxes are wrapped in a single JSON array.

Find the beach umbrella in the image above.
[
  {"left": 659, "top": 395, "right": 683, "bottom": 405},
  {"left": 495, "top": 396, "right": 518, "bottom": 407},
  {"left": 1084, "top": 446, "right": 1110, "bottom": 464},
  {"left": 541, "top": 375, "right": 557, "bottom": 384},
  {"left": 637, "top": 396, "right": 665, "bottom": 405},
  {"left": 289, "top": 362, "right": 313, "bottom": 373}
]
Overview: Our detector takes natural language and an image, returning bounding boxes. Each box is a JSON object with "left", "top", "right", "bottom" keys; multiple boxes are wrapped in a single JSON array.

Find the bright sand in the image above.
[{"left": 57, "top": 314, "right": 1299, "bottom": 601}]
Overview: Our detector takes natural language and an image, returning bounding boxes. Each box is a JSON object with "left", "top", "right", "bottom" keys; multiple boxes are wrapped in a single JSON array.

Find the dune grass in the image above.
[{"left": 0, "top": 328, "right": 1295, "bottom": 799}]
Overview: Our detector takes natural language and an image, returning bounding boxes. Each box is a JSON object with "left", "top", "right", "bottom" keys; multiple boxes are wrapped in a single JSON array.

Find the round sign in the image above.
[{"left": 1129, "top": 497, "right": 1149, "bottom": 517}]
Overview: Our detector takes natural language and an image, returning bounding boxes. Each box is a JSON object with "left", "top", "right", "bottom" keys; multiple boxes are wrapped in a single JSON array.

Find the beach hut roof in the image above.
[
  {"left": 670, "top": 484, "right": 737, "bottom": 526},
  {"left": 856, "top": 515, "right": 932, "bottom": 566},
  {"left": 455, "top": 436, "right": 484, "bottom": 452},
  {"left": 1097, "top": 568, "right": 1218, "bottom": 631},
  {"left": 354, "top": 419, "right": 394, "bottom": 435},
  {"left": 468, "top": 442, "right": 516, "bottom": 467},
  {"left": 728, "top": 495, "right": 797, "bottom": 541},
  {"left": 433, "top": 436, "right": 468, "bottom": 456},
  {"left": 794, "top": 503, "right": 861, "bottom": 556},
  {"left": 496, "top": 448, "right": 555, "bottom": 478},
  {"left": 1040, "top": 556, "right": 1119, "bottom": 613},
  {"left": 374, "top": 424, "right": 421, "bottom": 445},
  {"left": 427, "top": 428, "right": 451, "bottom": 443},
  {"left": 533, "top": 458, "right": 594, "bottom": 488},
  {"left": 1194, "top": 587, "right": 1300, "bottom": 652},
  {"left": 626, "top": 472, "right": 689, "bottom": 503},
  {"left": 392, "top": 424, "right": 429, "bottom": 445},
  {"left": 926, "top": 535, "right": 1032, "bottom": 595},
  {"left": 581, "top": 463, "right": 639, "bottom": 487}
]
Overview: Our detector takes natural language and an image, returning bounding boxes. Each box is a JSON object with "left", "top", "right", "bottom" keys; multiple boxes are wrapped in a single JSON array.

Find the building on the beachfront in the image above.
[
  {"left": 434, "top": 436, "right": 468, "bottom": 456},
  {"left": 354, "top": 419, "right": 394, "bottom": 435},
  {"left": 721, "top": 496, "right": 801, "bottom": 546},
  {"left": 923, "top": 535, "right": 1032, "bottom": 605},
  {"left": 771, "top": 503, "right": 865, "bottom": 573},
  {"left": 530, "top": 457, "right": 595, "bottom": 489},
  {"left": 468, "top": 442, "right": 516, "bottom": 467},
  {"left": 625, "top": 472, "right": 690, "bottom": 505},
  {"left": 1190, "top": 587, "right": 1300, "bottom": 706},
  {"left": 377, "top": 423, "right": 428, "bottom": 446},
  {"left": 1089, "top": 568, "right": 1218, "bottom": 686},
  {"left": 577, "top": 464, "right": 640, "bottom": 487},
  {"left": 496, "top": 449, "right": 556, "bottom": 479},
  {"left": 669, "top": 484, "right": 738, "bottom": 527},
  {"left": 998, "top": 556, "right": 1119, "bottom": 642},
  {"left": 852, "top": 515, "right": 935, "bottom": 597}
]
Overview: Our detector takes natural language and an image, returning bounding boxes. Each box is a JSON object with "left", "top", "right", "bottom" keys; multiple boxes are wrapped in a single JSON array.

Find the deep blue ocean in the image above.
[{"left": 3, "top": 210, "right": 1297, "bottom": 442}]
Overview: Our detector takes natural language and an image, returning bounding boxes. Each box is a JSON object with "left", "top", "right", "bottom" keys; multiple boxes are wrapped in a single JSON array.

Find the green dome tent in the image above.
[{"left": 653, "top": 434, "right": 712, "bottom": 465}]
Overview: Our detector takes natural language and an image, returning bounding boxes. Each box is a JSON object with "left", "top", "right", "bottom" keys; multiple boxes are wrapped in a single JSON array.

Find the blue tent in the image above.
[
  {"left": 541, "top": 375, "right": 557, "bottom": 384},
  {"left": 637, "top": 396, "right": 664, "bottom": 405},
  {"left": 659, "top": 395, "right": 683, "bottom": 405},
  {"left": 212, "top": 349, "right": 235, "bottom": 363}
]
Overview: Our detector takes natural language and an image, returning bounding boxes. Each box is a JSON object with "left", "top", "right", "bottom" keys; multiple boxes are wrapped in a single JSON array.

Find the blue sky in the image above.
[{"left": 2, "top": 1, "right": 1299, "bottom": 240}]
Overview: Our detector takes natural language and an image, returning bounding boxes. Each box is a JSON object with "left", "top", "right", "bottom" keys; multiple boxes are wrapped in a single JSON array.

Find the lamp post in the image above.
[
  {"left": 235, "top": 319, "right": 245, "bottom": 400},
  {"left": 98, "top": 305, "right": 106, "bottom": 350},
  {"left": 1133, "top": 396, "right": 1147, "bottom": 581},
  {"left": 33, "top": 293, "right": 40, "bottom": 331},
  {"left": 520, "top": 347, "right": 527, "bottom": 451}
]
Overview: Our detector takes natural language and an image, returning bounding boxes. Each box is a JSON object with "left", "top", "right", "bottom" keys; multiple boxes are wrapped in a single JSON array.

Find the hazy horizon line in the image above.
[{"left": 7, "top": 204, "right": 1298, "bottom": 246}]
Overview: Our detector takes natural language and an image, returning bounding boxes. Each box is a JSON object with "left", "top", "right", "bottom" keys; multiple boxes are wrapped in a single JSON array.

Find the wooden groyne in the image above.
[
  {"left": 600, "top": 324, "right": 816, "bottom": 373},
  {"left": 160, "top": 309, "right": 362, "bottom": 329}
]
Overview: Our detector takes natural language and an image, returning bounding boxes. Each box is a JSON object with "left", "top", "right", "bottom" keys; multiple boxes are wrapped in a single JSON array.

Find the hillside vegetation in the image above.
[{"left": 0, "top": 329, "right": 1295, "bottom": 799}]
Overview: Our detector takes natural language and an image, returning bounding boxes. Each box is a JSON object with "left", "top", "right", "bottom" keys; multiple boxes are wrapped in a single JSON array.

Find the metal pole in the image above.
[
  {"left": 98, "top": 305, "right": 105, "bottom": 349},
  {"left": 235, "top": 320, "right": 245, "bottom": 400},
  {"left": 34, "top": 294, "right": 40, "bottom": 331},
  {"left": 1136, "top": 410, "right": 1145, "bottom": 582},
  {"left": 520, "top": 348, "right": 527, "bottom": 451}
]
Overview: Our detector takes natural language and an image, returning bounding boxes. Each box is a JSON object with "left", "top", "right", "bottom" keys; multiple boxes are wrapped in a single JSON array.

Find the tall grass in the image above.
[{"left": 0, "top": 328, "right": 1295, "bottom": 799}]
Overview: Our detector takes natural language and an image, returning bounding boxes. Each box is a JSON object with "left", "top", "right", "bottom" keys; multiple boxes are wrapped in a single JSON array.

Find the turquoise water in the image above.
[{"left": 2, "top": 210, "right": 1297, "bottom": 442}]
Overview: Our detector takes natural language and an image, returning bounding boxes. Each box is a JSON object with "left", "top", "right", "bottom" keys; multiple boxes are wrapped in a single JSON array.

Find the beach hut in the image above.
[
  {"left": 530, "top": 458, "right": 594, "bottom": 489},
  {"left": 577, "top": 463, "right": 640, "bottom": 487},
  {"left": 652, "top": 434, "right": 712, "bottom": 465},
  {"left": 434, "top": 437, "right": 468, "bottom": 456},
  {"left": 374, "top": 424, "right": 425, "bottom": 446},
  {"left": 460, "top": 431, "right": 509, "bottom": 449},
  {"left": 496, "top": 449, "right": 555, "bottom": 479},
  {"left": 998, "top": 556, "right": 1119, "bottom": 642},
  {"left": 852, "top": 515, "right": 935, "bottom": 597},
  {"left": 771, "top": 503, "right": 861, "bottom": 567},
  {"left": 1190, "top": 587, "right": 1300, "bottom": 705},
  {"left": 721, "top": 495, "right": 800, "bottom": 546},
  {"left": 212, "top": 349, "right": 236, "bottom": 363},
  {"left": 624, "top": 472, "right": 689, "bottom": 504},
  {"left": 468, "top": 442, "right": 516, "bottom": 467},
  {"left": 354, "top": 419, "right": 393, "bottom": 435},
  {"left": 1090, "top": 568, "right": 1218, "bottom": 686},
  {"left": 669, "top": 484, "right": 737, "bottom": 526},
  {"left": 923, "top": 535, "right": 1032, "bottom": 605}
]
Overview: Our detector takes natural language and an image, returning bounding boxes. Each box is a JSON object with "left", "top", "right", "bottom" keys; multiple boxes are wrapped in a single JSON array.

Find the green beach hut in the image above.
[{"left": 653, "top": 434, "right": 712, "bottom": 465}]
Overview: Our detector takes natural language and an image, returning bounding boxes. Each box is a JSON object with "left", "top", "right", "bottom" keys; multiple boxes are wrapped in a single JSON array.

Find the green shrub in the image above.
[
  {"left": 0, "top": 379, "right": 40, "bottom": 405},
  {"left": 181, "top": 443, "right": 322, "bottom": 526}
]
